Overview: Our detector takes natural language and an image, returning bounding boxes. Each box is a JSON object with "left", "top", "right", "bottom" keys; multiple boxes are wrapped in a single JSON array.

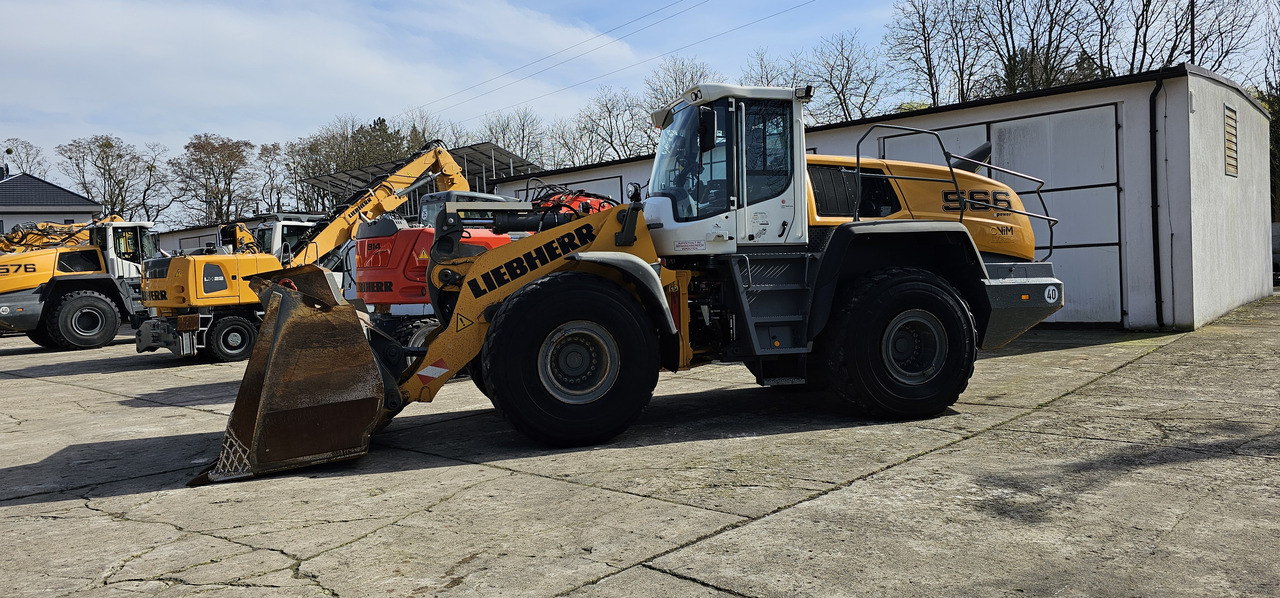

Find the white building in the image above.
[{"left": 493, "top": 64, "right": 1272, "bottom": 330}]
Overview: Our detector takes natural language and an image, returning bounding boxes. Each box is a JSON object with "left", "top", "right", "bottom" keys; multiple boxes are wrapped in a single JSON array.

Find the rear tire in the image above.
[
  {"left": 206, "top": 316, "right": 257, "bottom": 362},
  {"left": 46, "top": 290, "right": 119, "bottom": 349},
  {"left": 394, "top": 317, "right": 440, "bottom": 371},
  {"left": 825, "top": 268, "right": 975, "bottom": 419},
  {"left": 482, "top": 272, "right": 658, "bottom": 446}
]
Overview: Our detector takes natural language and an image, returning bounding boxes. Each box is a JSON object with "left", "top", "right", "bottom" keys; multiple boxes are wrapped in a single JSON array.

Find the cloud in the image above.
[{"left": 0, "top": 0, "right": 638, "bottom": 157}]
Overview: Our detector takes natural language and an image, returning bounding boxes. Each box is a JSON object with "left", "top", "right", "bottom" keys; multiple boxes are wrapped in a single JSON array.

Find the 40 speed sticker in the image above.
[{"left": 1045, "top": 286, "right": 1060, "bottom": 304}]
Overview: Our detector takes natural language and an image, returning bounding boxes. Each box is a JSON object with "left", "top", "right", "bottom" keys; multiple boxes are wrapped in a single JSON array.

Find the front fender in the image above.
[{"left": 565, "top": 251, "right": 677, "bottom": 334}]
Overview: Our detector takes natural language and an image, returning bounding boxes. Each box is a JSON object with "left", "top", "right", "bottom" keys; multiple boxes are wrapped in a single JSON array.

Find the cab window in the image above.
[
  {"left": 744, "top": 100, "right": 792, "bottom": 205},
  {"left": 114, "top": 228, "right": 142, "bottom": 262}
]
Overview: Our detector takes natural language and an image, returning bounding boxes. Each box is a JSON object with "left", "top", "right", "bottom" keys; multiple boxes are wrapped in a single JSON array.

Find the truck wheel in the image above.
[
  {"left": 468, "top": 356, "right": 491, "bottom": 401},
  {"left": 25, "top": 327, "right": 59, "bottom": 349},
  {"left": 206, "top": 316, "right": 257, "bottom": 362},
  {"left": 825, "top": 268, "right": 975, "bottom": 419},
  {"left": 394, "top": 317, "right": 440, "bottom": 370},
  {"left": 46, "top": 290, "right": 120, "bottom": 349},
  {"left": 482, "top": 272, "right": 658, "bottom": 446}
]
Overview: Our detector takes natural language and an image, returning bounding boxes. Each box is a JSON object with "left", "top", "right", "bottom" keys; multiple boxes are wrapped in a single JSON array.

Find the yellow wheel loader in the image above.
[
  {"left": 0, "top": 218, "right": 155, "bottom": 349},
  {"left": 192, "top": 84, "right": 1064, "bottom": 484},
  {"left": 135, "top": 141, "right": 469, "bottom": 362}
]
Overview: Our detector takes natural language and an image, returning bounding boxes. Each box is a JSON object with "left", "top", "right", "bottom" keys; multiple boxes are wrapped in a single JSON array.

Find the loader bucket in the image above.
[{"left": 190, "top": 265, "right": 391, "bottom": 485}]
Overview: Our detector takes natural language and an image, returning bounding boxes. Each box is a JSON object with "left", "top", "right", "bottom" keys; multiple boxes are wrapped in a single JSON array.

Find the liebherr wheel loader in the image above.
[
  {"left": 0, "top": 218, "right": 155, "bottom": 349},
  {"left": 134, "top": 141, "right": 469, "bottom": 362},
  {"left": 192, "top": 84, "right": 1064, "bottom": 484}
]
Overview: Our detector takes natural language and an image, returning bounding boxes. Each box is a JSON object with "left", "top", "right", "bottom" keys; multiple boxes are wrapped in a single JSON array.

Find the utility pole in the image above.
[{"left": 1189, "top": 0, "right": 1197, "bottom": 64}]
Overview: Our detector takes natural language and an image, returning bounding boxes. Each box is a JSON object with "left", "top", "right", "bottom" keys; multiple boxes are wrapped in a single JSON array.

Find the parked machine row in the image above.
[{"left": 189, "top": 84, "right": 1064, "bottom": 484}]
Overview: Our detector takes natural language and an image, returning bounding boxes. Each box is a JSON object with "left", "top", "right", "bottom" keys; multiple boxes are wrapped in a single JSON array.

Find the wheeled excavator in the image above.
[
  {"left": 192, "top": 84, "right": 1064, "bottom": 484},
  {"left": 134, "top": 141, "right": 469, "bottom": 362}
]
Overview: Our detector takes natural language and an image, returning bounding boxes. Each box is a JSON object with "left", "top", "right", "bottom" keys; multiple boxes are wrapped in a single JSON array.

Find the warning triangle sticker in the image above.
[
  {"left": 456, "top": 314, "right": 474, "bottom": 332},
  {"left": 416, "top": 248, "right": 430, "bottom": 261}
]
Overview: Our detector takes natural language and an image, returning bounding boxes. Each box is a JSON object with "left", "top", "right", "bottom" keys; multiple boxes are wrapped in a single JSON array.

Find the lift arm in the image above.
[{"left": 286, "top": 141, "right": 470, "bottom": 267}]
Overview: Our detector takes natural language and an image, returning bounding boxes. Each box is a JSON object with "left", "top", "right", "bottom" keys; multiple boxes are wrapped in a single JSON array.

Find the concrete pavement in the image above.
[{"left": 1, "top": 294, "right": 1277, "bottom": 597}]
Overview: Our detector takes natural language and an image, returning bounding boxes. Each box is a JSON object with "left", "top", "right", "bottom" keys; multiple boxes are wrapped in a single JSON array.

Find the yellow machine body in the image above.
[{"left": 804, "top": 155, "right": 1036, "bottom": 261}]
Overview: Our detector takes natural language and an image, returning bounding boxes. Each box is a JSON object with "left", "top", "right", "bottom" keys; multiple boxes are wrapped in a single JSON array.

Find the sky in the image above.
[{"left": 0, "top": 0, "right": 890, "bottom": 173}]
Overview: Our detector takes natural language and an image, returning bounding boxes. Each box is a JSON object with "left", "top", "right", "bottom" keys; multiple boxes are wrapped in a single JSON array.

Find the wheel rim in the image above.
[
  {"left": 220, "top": 324, "right": 250, "bottom": 353},
  {"left": 71, "top": 306, "right": 106, "bottom": 337},
  {"left": 880, "top": 309, "right": 948, "bottom": 385},
  {"left": 537, "top": 320, "right": 619, "bottom": 405}
]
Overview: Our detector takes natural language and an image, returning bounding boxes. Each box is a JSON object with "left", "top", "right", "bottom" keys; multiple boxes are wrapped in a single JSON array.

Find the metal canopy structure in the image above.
[{"left": 300, "top": 142, "right": 541, "bottom": 198}]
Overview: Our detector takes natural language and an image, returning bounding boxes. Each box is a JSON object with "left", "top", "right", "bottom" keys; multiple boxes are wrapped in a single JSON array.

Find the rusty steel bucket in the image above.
[{"left": 190, "top": 265, "right": 393, "bottom": 485}]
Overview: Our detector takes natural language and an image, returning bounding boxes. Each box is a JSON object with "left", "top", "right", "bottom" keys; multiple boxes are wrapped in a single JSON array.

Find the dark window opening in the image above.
[
  {"left": 807, "top": 165, "right": 902, "bottom": 218},
  {"left": 57, "top": 250, "right": 102, "bottom": 273}
]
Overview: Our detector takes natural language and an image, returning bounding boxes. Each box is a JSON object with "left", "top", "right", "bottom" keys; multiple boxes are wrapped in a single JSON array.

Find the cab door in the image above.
[
  {"left": 734, "top": 98, "right": 805, "bottom": 246},
  {"left": 105, "top": 225, "right": 147, "bottom": 279}
]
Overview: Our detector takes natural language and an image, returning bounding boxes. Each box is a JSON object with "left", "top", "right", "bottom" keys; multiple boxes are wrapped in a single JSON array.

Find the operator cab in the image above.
[
  {"left": 643, "top": 84, "right": 811, "bottom": 255},
  {"left": 91, "top": 223, "right": 155, "bottom": 279}
]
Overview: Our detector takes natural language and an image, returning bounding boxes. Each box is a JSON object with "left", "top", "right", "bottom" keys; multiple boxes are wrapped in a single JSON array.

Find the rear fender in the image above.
[
  {"left": 45, "top": 274, "right": 129, "bottom": 315},
  {"left": 808, "top": 221, "right": 991, "bottom": 343}
]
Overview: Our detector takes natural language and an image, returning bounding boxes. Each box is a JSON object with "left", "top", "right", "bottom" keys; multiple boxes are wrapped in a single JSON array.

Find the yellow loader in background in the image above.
[{"left": 193, "top": 84, "right": 1064, "bottom": 484}]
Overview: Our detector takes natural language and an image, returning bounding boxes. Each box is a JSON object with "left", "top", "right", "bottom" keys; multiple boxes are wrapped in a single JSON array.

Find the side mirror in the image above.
[
  {"left": 697, "top": 106, "right": 717, "bottom": 153},
  {"left": 626, "top": 182, "right": 643, "bottom": 203}
]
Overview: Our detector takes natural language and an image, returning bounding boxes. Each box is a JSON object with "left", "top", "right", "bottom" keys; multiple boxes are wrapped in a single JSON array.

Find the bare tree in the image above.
[
  {"left": 284, "top": 138, "right": 336, "bottom": 213},
  {"left": 3, "top": 138, "right": 51, "bottom": 178},
  {"left": 131, "top": 143, "right": 175, "bottom": 223},
  {"left": 1262, "top": 0, "right": 1280, "bottom": 220},
  {"left": 643, "top": 55, "right": 726, "bottom": 113},
  {"left": 944, "top": 0, "right": 988, "bottom": 101},
  {"left": 886, "top": 0, "right": 948, "bottom": 106},
  {"left": 1124, "top": 0, "right": 1190, "bottom": 73},
  {"left": 256, "top": 143, "right": 289, "bottom": 213},
  {"left": 805, "top": 31, "right": 896, "bottom": 123},
  {"left": 538, "top": 118, "right": 593, "bottom": 170},
  {"left": 1076, "top": 0, "right": 1122, "bottom": 77},
  {"left": 481, "top": 106, "right": 546, "bottom": 166},
  {"left": 168, "top": 134, "right": 257, "bottom": 225},
  {"left": 55, "top": 135, "right": 175, "bottom": 222},
  {"left": 576, "top": 86, "right": 652, "bottom": 162},
  {"left": 1186, "top": 0, "right": 1260, "bottom": 75},
  {"left": 739, "top": 47, "right": 807, "bottom": 88},
  {"left": 978, "top": 0, "right": 1087, "bottom": 94}
]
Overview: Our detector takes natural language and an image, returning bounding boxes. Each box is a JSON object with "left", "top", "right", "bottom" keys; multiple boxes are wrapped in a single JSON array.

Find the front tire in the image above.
[
  {"left": 25, "top": 327, "right": 59, "bottom": 349},
  {"left": 206, "top": 316, "right": 257, "bottom": 362},
  {"left": 825, "top": 268, "right": 976, "bottom": 419},
  {"left": 481, "top": 272, "right": 659, "bottom": 446},
  {"left": 46, "top": 290, "right": 120, "bottom": 349}
]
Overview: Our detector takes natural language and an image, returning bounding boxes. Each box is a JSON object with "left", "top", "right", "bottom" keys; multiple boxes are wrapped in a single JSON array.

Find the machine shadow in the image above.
[
  {"left": 0, "top": 332, "right": 137, "bottom": 358},
  {"left": 1, "top": 385, "right": 916, "bottom": 506},
  {"left": 1, "top": 350, "right": 193, "bottom": 377},
  {"left": 117, "top": 381, "right": 242, "bottom": 408},
  {"left": 975, "top": 328, "right": 1177, "bottom": 360}
]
